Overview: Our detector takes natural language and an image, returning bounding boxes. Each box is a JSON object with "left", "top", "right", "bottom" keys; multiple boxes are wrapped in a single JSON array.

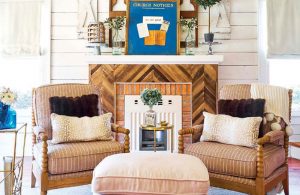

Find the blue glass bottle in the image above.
[{"left": 0, "top": 102, "right": 16, "bottom": 130}]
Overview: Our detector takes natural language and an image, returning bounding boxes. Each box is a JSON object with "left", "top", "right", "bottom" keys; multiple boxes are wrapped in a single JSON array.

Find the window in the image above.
[
  {"left": 0, "top": 56, "right": 46, "bottom": 122},
  {"left": 0, "top": 0, "right": 50, "bottom": 157},
  {"left": 259, "top": 0, "right": 300, "bottom": 115},
  {"left": 269, "top": 59, "right": 300, "bottom": 114}
]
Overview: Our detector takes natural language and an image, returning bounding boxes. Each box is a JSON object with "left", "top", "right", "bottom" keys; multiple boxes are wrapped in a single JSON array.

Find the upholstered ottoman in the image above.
[{"left": 92, "top": 153, "right": 209, "bottom": 195}]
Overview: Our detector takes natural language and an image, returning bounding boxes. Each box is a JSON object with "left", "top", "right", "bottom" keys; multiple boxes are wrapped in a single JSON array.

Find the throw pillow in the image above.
[
  {"left": 51, "top": 113, "right": 113, "bottom": 144},
  {"left": 49, "top": 94, "right": 99, "bottom": 117},
  {"left": 218, "top": 99, "right": 265, "bottom": 137},
  {"left": 202, "top": 112, "right": 262, "bottom": 147}
]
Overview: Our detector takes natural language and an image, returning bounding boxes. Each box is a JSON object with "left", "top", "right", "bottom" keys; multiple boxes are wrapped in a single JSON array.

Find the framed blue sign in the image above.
[{"left": 125, "top": 0, "right": 180, "bottom": 55}]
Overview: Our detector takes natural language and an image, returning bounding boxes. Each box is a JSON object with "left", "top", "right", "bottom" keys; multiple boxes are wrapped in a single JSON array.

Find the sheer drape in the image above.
[
  {"left": 0, "top": 0, "right": 42, "bottom": 56},
  {"left": 267, "top": 0, "right": 300, "bottom": 56}
]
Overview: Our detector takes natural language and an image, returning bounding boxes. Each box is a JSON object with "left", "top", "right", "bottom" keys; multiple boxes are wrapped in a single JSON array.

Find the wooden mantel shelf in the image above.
[{"left": 86, "top": 55, "right": 224, "bottom": 65}]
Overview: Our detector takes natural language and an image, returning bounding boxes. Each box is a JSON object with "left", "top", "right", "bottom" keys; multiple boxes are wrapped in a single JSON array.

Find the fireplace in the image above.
[
  {"left": 89, "top": 56, "right": 221, "bottom": 151},
  {"left": 124, "top": 94, "right": 182, "bottom": 152}
]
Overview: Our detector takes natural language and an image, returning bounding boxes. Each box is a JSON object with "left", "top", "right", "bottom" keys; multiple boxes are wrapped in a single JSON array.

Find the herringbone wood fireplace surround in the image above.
[{"left": 89, "top": 64, "right": 218, "bottom": 127}]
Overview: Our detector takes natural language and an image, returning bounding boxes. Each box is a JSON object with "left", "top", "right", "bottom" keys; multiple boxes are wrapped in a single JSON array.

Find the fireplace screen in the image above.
[{"left": 139, "top": 128, "right": 168, "bottom": 151}]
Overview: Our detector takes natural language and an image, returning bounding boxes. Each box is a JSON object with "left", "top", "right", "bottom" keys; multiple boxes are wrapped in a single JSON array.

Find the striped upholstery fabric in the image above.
[
  {"left": 32, "top": 160, "right": 93, "bottom": 180},
  {"left": 49, "top": 170, "right": 93, "bottom": 181},
  {"left": 33, "top": 84, "right": 101, "bottom": 139},
  {"left": 33, "top": 140, "right": 123, "bottom": 175},
  {"left": 219, "top": 84, "right": 251, "bottom": 100},
  {"left": 264, "top": 166, "right": 288, "bottom": 184},
  {"left": 185, "top": 141, "right": 285, "bottom": 178},
  {"left": 209, "top": 172, "right": 255, "bottom": 186}
]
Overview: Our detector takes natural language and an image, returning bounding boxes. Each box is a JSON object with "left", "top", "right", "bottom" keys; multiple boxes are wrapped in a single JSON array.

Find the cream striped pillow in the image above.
[
  {"left": 51, "top": 113, "right": 113, "bottom": 144},
  {"left": 202, "top": 112, "right": 262, "bottom": 147}
]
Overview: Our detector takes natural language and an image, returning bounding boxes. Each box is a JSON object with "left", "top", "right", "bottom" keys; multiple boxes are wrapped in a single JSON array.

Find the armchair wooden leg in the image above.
[
  {"left": 256, "top": 178, "right": 266, "bottom": 195},
  {"left": 40, "top": 190, "right": 47, "bottom": 195},
  {"left": 283, "top": 171, "right": 289, "bottom": 195},
  {"left": 31, "top": 169, "right": 36, "bottom": 188}
]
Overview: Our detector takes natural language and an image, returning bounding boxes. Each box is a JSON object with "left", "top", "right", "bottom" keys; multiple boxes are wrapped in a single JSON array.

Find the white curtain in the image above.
[
  {"left": 0, "top": 0, "right": 42, "bottom": 56},
  {"left": 267, "top": 0, "right": 300, "bottom": 56}
]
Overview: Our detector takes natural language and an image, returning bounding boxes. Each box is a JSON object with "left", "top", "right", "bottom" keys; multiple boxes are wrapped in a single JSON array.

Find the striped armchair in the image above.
[
  {"left": 31, "top": 84, "right": 130, "bottom": 195},
  {"left": 178, "top": 84, "right": 292, "bottom": 195}
]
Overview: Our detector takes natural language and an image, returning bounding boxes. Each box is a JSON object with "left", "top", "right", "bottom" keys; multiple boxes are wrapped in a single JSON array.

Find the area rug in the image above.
[{"left": 23, "top": 185, "right": 246, "bottom": 195}]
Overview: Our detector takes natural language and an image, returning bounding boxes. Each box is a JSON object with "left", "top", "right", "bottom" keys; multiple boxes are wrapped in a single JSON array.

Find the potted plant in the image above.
[
  {"left": 180, "top": 17, "right": 198, "bottom": 55},
  {"left": 105, "top": 16, "right": 126, "bottom": 55},
  {"left": 140, "top": 88, "right": 162, "bottom": 127},
  {"left": 194, "top": 0, "right": 221, "bottom": 42}
]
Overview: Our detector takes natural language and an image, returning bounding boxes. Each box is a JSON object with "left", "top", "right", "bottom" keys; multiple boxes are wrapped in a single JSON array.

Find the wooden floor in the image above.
[{"left": 17, "top": 157, "right": 300, "bottom": 194}]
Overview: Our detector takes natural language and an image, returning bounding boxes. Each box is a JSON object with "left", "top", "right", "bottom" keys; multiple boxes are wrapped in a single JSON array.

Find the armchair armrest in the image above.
[
  {"left": 257, "top": 130, "right": 284, "bottom": 145},
  {"left": 256, "top": 130, "right": 285, "bottom": 178},
  {"left": 178, "top": 125, "right": 203, "bottom": 154},
  {"left": 32, "top": 126, "right": 48, "bottom": 144},
  {"left": 111, "top": 124, "right": 130, "bottom": 153}
]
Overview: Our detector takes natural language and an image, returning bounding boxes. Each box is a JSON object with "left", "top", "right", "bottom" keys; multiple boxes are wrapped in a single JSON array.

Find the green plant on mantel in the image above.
[
  {"left": 140, "top": 88, "right": 162, "bottom": 108},
  {"left": 179, "top": 17, "right": 198, "bottom": 31},
  {"left": 193, "top": 0, "right": 221, "bottom": 33},
  {"left": 104, "top": 16, "right": 126, "bottom": 30}
]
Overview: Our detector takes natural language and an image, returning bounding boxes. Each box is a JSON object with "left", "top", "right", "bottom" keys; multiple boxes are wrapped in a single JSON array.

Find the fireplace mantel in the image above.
[{"left": 86, "top": 55, "right": 223, "bottom": 65}]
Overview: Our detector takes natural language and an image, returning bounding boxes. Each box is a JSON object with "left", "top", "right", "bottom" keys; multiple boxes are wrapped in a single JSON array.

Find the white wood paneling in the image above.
[
  {"left": 292, "top": 117, "right": 300, "bottom": 125},
  {"left": 52, "top": 53, "right": 88, "bottom": 66},
  {"left": 198, "top": 40, "right": 257, "bottom": 53},
  {"left": 199, "top": 26, "right": 257, "bottom": 40},
  {"left": 51, "top": 66, "right": 89, "bottom": 80},
  {"left": 51, "top": 40, "right": 87, "bottom": 52},
  {"left": 290, "top": 135, "right": 300, "bottom": 142},
  {"left": 98, "top": 0, "right": 109, "bottom": 12},
  {"left": 230, "top": 0, "right": 258, "bottom": 13},
  {"left": 199, "top": 13, "right": 257, "bottom": 26},
  {"left": 218, "top": 66, "right": 258, "bottom": 80},
  {"left": 200, "top": 0, "right": 257, "bottom": 13},
  {"left": 51, "top": 79, "right": 89, "bottom": 84},
  {"left": 220, "top": 53, "right": 258, "bottom": 66},
  {"left": 52, "top": 0, "right": 78, "bottom": 12},
  {"left": 52, "top": 26, "right": 78, "bottom": 39}
]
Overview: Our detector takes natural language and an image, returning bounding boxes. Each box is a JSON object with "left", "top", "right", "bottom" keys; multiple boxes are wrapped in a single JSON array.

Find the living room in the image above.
[{"left": 0, "top": 0, "right": 299, "bottom": 195}]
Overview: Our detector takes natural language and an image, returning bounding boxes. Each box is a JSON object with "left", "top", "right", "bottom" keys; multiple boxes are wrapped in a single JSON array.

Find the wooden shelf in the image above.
[{"left": 290, "top": 142, "right": 300, "bottom": 148}]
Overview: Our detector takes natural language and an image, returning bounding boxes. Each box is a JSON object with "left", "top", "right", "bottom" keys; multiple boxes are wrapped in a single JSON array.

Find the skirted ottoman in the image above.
[{"left": 92, "top": 153, "right": 209, "bottom": 195}]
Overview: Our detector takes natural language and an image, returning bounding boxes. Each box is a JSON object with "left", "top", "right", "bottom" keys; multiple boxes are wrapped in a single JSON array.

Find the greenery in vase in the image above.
[
  {"left": 0, "top": 87, "right": 17, "bottom": 106},
  {"left": 193, "top": 0, "right": 221, "bottom": 33},
  {"left": 104, "top": 16, "right": 126, "bottom": 30},
  {"left": 180, "top": 17, "right": 198, "bottom": 31},
  {"left": 140, "top": 88, "right": 162, "bottom": 108}
]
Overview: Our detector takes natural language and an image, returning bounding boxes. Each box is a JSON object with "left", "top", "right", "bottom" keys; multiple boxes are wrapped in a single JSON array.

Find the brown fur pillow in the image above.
[
  {"left": 49, "top": 94, "right": 99, "bottom": 117},
  {"left": 218, "top": 99, "right": 265, "bottom": 137}
]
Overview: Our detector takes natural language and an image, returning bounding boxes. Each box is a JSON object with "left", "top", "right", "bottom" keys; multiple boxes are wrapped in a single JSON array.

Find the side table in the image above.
[
  {"left": 140, "top": 125, "right": 174, "bottom": 152},
  {"left": 0, "top": 123, "right": 27, "bottom": 195}
]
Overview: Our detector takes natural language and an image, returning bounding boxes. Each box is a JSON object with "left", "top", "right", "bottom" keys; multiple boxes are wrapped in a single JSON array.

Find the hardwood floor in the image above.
[{"left": 17, "top": 157, "right": 300, "bottom": 194}]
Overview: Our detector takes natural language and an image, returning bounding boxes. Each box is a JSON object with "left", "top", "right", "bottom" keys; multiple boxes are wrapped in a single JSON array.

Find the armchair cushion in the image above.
[
  {"left": 33, "top": 140, "right": 123, "bottom": 175},
  {"left": 49, "top": 94, "right": 99, "bottom": 117},
  {"left": 51, "top": 113, "right": 113, "bottom": 144},
  {"left": 185, "top": 141, "right": 285, "bottom": 178},
  {"left": 202, "top": 112, "right": 262, "bottom": 147}
]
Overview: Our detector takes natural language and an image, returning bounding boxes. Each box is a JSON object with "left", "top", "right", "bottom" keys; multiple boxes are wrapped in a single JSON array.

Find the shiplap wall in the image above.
[
  {"left": 50, "top": 0, "right": 300, "bottom": 147},
  {"left": 51, "top": 0, "right": 258, "bottom": 87}
]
